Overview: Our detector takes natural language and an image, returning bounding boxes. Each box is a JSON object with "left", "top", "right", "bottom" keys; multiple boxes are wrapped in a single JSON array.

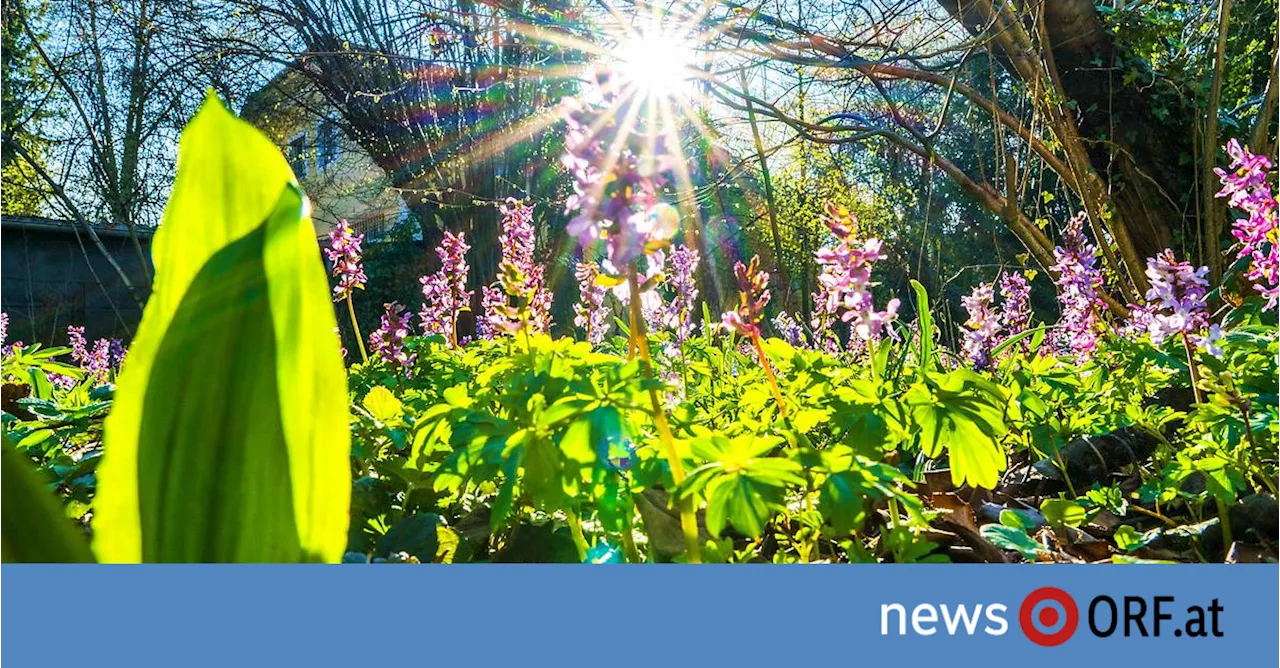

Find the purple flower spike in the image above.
[
  {"left": 665, "top": 244, "right": 700, "bottom": 343},
  {"left": 772, "top": 311, "right": 804, "bottom": 347},
  {"left": 325, "top": 221, "right": 367, "bottom": 302},
  {"left": 419, "top": 231, "right": 471, "bottom": 346},
  {"left": 560, "top": 93, "right": 678, "bottom": 270},
  {"left": 1214, "top": 139, "right": 1278, "bottom": 309},
  {"left": 483, "top": 199, "right": 552, "bottom": 336},
  {"left": 68, "top": 325, "right": 89, "bottom": 366},
  {"left": 1142, "top": 249, "right": 1209, "bottom": 346},
  {"left": 108, "top": 339, "right": 127, "bottom": 369},
  {"left": 369, "top": 302, "right": 416, "bottom": 373},
  {"left": 1050, "top": 212, "right": 1105, "bottom": 358},
  {"left": 814, "top": 203, "right": 899, "bottom": 342},
  {"left": 573, "top": 260, "right": 611, "bottom": 346},
  {"left": 721, "top": 255, "right": 771, "bottom": 338},
  {"left": 997, "top": 272, "right": 1031, "bottom": 337},
  {"left": 961, "top": 283, "right": 999, "bottom": 370},
  {"left": 66, "top": 325, "right": 111, "bottom": 382}
]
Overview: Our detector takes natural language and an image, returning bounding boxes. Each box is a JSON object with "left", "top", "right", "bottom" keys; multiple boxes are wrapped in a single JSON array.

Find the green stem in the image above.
[
  {"left": 867, "top": 336, "right": 881, "bottom": 384},
  {"left": 1215, "top": 496, "right": 1234, "bottom": 561},
  {"left": 1182, "top": 332, "right": 1204, "bottom": 405},
  {"left": 752, "top": 334, "right": 788, "bottom": 420},
  {"left": 1129, "top": 504, "right": 1178, "bottom": 528},
  {"left": 629, "top": 267, "right": 702, "bottom": 563},
  {"left": 346, "top": 294, "right": 368, "bottom": 364},
  {"left": 621, "top": 503, "right": 642, "bottom": 564}
]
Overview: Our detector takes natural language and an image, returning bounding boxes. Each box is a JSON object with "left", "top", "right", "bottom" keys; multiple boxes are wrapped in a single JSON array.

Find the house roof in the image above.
[{"left": 0, "top": 214, "right": 156, "bottom": 239}]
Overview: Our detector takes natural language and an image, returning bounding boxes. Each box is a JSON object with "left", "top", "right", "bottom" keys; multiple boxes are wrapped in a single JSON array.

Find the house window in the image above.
[
  {"left": 288, "top": 133, "right": 309, "bottom": 178},
  {"left": 317, "top": 120, "right": 339, "bottom": 170}
]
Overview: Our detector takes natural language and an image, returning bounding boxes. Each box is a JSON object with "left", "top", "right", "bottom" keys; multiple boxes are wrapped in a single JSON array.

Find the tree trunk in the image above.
[{"left": 939, "top": 0, "right": 1195, "bottom": 283}]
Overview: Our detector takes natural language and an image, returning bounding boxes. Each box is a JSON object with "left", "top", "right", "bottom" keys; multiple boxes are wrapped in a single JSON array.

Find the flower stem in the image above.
[
  {"left": 626, "top": 288, "right": 639, "bottom": 360},
  {"left": 1215, "top": 496, "right": 1234, "bottom": 561},
  {"left": 346, "top": 294, "right": 368, "bottom": 364},
  {"left": 1182, "top": 332, "right": 1204, "bottom": 404},
  {"left": 751, "top": 334, "right": 788, "bottom": 419},
  {"left": 1129, "top": 504, "right": 1178, "bottom": 528},
  {"left": 628, "top": 267, "right": 702, "bottom": 563},
  {"left": 621, "top": 502, "right": 642, "bottom": 563}
]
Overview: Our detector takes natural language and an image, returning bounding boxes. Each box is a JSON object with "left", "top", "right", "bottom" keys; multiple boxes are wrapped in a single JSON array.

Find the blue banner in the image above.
[{"left": 3, "top": 565, "right": 1276, "bottom": 666}]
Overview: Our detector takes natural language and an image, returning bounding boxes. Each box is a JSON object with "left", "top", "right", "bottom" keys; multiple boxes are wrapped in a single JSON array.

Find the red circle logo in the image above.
[{"left": 1020, "top": 587, "right": 1079, "bottom": 646}]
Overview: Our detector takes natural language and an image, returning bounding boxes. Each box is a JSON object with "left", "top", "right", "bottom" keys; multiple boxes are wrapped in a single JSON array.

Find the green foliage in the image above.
[
  {"left": 0, "top": 0, "right": 52, "bottom": 215},
  {"left": 1, "top": 436, "right": 94, "bottom": 563}
]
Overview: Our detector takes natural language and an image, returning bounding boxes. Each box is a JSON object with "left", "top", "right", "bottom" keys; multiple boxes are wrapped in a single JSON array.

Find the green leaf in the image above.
[
  {"left": 705, "top": 474, "right": 782, "bottom": 538},
  {"left": 980, "top": 524, "right": 1043, "bottom": 560},
  {"left": 684, "top": 433, "right": 798, "bottom": 538},
  {"left": 999, "top": 509, "right": 1029, "bottom": 529},
  {"left": 377, "top": 513, "right": 447, "bottom": 563},
  {"left": 559, "top": 405, "right": 616, "bottom": 467},
  {"left": 14, "top": 428, "right": 55, "bottom": 450},
  {"left": 906, "top": 372, "right": 1007, "bottom": 489},
  {"left": 791, "top": 407, "right": 830, "bottom": 433},
  {"left": 910, "top": 280, "right": 933, "bottom": 376},
  {"left": 1113, "top": 525, "right": 1161, "bottom": 553},
  {"left": 990, "top": 325, "right": 1048, "bottom": 357},
  {"left": 1040, "top": 498, "right": 1087, "bottom": 528},
  {"left": 820, "top": 470, "right": 886, "bottom": 534},
  {"left": 1, "top": 439, "right": 95, "bottom": 563},
  {"left": 92, "top": 94, "right": 350, "bottom": 563},
  {"left": 442, "top": 384, "right": 473, "bottom": 408},
  {"left": 362, "top": 386, "right": 404, "bottom": 424}
]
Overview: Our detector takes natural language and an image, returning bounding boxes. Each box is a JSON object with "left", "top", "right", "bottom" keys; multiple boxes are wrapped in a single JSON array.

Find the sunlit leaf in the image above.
[
  {"left": 906, "top": 371, "right": 1007, "bottom": 489},
  {"left": 93, "top": 94, "right": 350, "bottom": 563},
  {"left": 1040, "top": 498, "right": 1087, "bottom": 528},
  {"left": 363, "top": 386, "right": 404, "bottom": 424},
  {"left": 910, "top": 280, "right": 934, "bottom": 376}
]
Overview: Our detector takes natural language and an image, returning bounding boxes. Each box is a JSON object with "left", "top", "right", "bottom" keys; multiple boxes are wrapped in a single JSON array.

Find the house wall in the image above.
[
  {"left": 1, "top": 219, "right": 152, "bottom": 345},
  {"left": 241, "top": 74, "right": 408, "bottom": 243},
  {"left": 287, "top": 121, "right": 407, "bottom": 242}
]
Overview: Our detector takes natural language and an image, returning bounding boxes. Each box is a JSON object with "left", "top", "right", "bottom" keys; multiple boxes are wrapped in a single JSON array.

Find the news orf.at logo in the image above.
[
  {"left": 1019, "top": 587, "right": 1079, "bottom": 646},
  {"left": 880, "top": 588, "right": 1225, "bottom": 644}
]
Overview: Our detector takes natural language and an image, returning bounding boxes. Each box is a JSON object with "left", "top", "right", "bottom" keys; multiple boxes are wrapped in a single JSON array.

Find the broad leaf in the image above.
[
  {"left": 93, "top": 95, "right": 350, "bottom": 563},
  {"left": 906, "top": 371, "right": 1008, "bottom": 489},
  {"left": 1040, "top": 498, "right": 1087, "bottom": 528},
  {"left": 1113, "top": 525, "right": 1161, "bottom": 553},
  {"left": 980, "top": 524, "right": 1042, "bottom": 560},
  {"left": 363, "top": 386, "right": 404, "bottom": 424},
  {"left": 1, "top": 439, "right": 95, "bottom": 563}
]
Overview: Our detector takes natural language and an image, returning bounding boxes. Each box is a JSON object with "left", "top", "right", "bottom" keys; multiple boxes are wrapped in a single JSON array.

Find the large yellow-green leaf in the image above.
[
  {"left": 93, "top": 94, "right": 350, "bottom": 562},
  {"left": 1, "top": 438, "right": 95, "bottom": 563},
  {"left": 905, "top": 370, "right": 1008, "bottom": 490}
]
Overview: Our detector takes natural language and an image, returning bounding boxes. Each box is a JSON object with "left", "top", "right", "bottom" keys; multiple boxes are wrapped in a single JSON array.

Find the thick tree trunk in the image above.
[
  {"left": 939, "top": 0, "right": 1195, "bottom": 285},
  {"left": 1040, "top": 0, "right": 1183, "bottom": 260}
]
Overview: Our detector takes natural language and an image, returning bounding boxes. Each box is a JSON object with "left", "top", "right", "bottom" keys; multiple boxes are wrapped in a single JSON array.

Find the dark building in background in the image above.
[{"left": 1, "top": 214, "right": 153, "bottom": 346}]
